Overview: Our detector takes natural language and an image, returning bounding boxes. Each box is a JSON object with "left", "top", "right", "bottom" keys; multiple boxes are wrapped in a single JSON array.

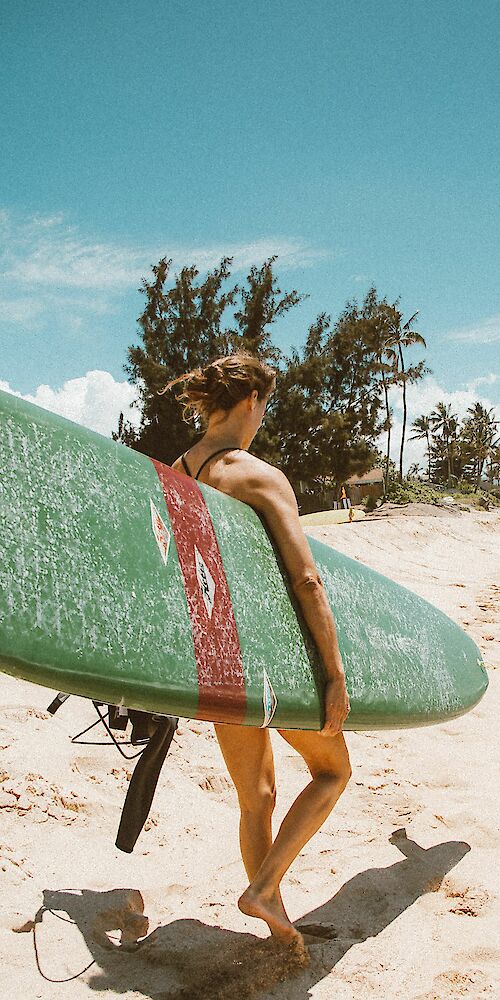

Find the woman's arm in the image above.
[{"left": 230, "top": 460, "right": 350, "bottom": 735}]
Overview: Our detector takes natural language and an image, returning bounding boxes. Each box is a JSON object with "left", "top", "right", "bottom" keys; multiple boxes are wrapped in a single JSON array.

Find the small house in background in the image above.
[{"left": 345, "top": 468, "right": 384, "bottom": 505}]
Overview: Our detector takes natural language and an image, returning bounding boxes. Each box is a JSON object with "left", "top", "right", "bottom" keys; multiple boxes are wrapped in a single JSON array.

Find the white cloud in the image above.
[
  {"left": 0, "top": 291, "right": 118, "bottom": 329},
  {"left": 184, "top": 240, "right": 330, "bottom": 274},
  {"left": 9, "top": 239, "right": 144, "bottom": 290},
  {"left": 351, "top": 274, "right": 374, "bottom": 284},
  {"left": 0, "top": 208, "right": 329, "bottom": 345},
  {"left": 402, "top": 375, "right": 499, "bottom": 424},
  {"left": 30, "top": 212, "right": 66, "bottom": 229},
  {"left": 0, "top": 297, "right": 46, "bottom": 325},
  {"left": 445, "top": 315, "right": 500, "bottom": 344},
  {"left": 0, "top": 371, "right": 141, "bottom": 439},
  {"left": 466, "top": 373, "right": 498, "bottom": 393},
  {"left": 0, "top": 208, "right": 328, "bottom": 298}
]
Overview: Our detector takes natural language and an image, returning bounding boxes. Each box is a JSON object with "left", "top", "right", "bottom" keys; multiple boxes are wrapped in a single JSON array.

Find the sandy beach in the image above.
[{"left": 1, "top": 504, "right": 499, "bottom": 1000}]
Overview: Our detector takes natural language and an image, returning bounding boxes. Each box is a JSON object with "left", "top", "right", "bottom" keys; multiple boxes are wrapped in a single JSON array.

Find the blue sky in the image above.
[{"left": 1, "top": 0, "right": 498, "bottom": 467}]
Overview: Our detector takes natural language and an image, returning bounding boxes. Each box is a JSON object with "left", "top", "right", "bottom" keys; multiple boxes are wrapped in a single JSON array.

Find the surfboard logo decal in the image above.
[
  {"left": 261, "top": 668, "right": 277, "bottom": 728},
  {"left": 194, "top": 545, "right": 216, "bottom": 618},
  {"left": 150, "top": 499, "right": 171, "bottom": 565}
]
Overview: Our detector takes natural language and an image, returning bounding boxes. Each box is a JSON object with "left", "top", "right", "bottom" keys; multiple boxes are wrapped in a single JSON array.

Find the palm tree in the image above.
[
  {"left": 407, "top": 462, "right": 422, "bottom": 480},
  {"left": 389, "top": 311, "right": 428, "bottom": 480},
  {"left": 448, "top": 414, "right": 460, "bottom": 483},
  {"left": 429, "top": 402, "right": 459, "bottom": 483},
  {"left": 429, "top": 432, "right": 450, "bottom": 484},
  {"left": 486, "top": 443, "right": 500, "bottom": 486},
  {"left": 369, "top": 297, "right": 428, "bottom": 492},
  {"left": 461, "top": 403, "right": 499, "bottom": 490},
  {"left": 409, "top": 414, "right": 432, "bottom": 481},
  {"left": 371, "top": 303, "right": 399, "bottom": 494}
]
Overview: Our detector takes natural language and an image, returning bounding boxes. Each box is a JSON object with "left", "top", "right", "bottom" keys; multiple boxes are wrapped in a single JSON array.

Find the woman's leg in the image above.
[
  {"left": 215, "top": 722, "right": 305, "bottom": 946},
  {"left": 214, "top": 723, "right": 276, "bottom": 881},
  {"left": 238, "top": 729, "right": 351, "bottom": 941}
]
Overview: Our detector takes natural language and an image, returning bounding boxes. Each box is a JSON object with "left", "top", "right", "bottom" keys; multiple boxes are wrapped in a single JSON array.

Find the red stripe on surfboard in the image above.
[{"left": 151, "top": 459, "right": 246, "bottom": 724}]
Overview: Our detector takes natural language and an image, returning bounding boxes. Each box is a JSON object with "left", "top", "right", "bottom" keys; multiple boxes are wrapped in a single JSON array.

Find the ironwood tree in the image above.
[
  {"left": 259, "top": 290, "right": 392, "bottom": 500},
  {"left": 114, "top": 257, "right": 303, "bottom": 466}
]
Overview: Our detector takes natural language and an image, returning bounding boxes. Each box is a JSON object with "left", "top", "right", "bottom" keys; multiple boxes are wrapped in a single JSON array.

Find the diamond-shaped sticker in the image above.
[
  {"left": 150, "top": 499, "right": 171, "bottom": 565},
  {"left": 194, "top": 545, "right": 216, "bottom": 618}
]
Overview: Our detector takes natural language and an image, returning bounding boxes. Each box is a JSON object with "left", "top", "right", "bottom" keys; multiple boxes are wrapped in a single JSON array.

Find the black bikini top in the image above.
[{"left": 181, "top": 447, "right": 241, "bottom": 481}]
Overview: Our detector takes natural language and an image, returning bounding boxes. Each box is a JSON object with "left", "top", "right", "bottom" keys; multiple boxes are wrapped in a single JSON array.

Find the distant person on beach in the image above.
[
  {"left": 340, "top": 485, "right": 350, "bottom": 509},
  {"left": 162, "top": 353, "right": 351, "bottom": 952}
]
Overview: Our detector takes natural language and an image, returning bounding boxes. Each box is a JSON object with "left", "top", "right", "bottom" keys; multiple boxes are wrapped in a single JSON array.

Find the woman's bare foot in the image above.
[{"left": 238, "top": 884, "right": 304, "bottom": 948}]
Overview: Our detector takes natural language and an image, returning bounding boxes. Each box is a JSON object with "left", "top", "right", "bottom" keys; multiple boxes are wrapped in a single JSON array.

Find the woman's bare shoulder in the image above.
[
  {"left": 229, "top": 450, "right": 285, "bottom": 483},
  {"left": 224, "top": 452, "right": 295, "bottom": 509}
]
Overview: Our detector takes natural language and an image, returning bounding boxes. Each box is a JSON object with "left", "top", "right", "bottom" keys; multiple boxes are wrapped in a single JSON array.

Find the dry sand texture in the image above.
[{"left": 1, "top": 505, "right": 499, "bottom": 999}]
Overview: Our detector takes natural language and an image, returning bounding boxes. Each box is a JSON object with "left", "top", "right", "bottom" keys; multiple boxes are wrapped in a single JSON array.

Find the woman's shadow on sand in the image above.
[{"left": 32, "top": 830, "right": 469, "bottom": 1000}]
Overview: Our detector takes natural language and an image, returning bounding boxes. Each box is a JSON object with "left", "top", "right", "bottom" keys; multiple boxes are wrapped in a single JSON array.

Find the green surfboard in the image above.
[{"left": 0, "top": 389, "right": 488, "bottom": 730}]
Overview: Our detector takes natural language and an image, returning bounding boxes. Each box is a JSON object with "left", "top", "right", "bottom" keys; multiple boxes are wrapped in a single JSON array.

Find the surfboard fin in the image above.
[
  {"left": 115, "top": 715, "right": 178, "bottom": 853},
  {"left": 46, "top": 694, "right": 178, "bottom": 853}
]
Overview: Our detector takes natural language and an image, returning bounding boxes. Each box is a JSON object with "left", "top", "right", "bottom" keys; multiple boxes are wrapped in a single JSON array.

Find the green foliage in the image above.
[
  {"left": 459, "top": 488, "right": 500, "bottom": 509},
  {"left": 260, "top": 293, "right": 388, "bottom": 495},
  {"left": 459, "top": 403, "right": 499, "bottom": 489},
  {"left": 114, "top": 257, "right": 302, "bottom": 466},
  {"left": 383, "top": 476, "right": 500, "bottom": 509},
  {"left": 384, "top": 479, "right": 446, "bottom": 505},
  {"left": 231, "top": 257, "right": 305, "bottom": 360},
  {"left": 421, "top": 400, "right": 499, "bottom": 489}
]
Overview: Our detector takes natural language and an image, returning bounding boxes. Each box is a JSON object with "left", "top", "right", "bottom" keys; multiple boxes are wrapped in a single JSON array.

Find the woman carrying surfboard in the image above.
[{"left": 164, "top": 353, "right": 351, "bottom": 951}]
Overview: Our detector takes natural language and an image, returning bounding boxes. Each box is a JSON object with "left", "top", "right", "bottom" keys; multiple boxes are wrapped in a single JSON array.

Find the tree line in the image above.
[
  {"left": 114, "top": 256, "right": 498, "bottom": 505},
  {"left": 410, "top": 402, "right": 499, "bottom": 489}
]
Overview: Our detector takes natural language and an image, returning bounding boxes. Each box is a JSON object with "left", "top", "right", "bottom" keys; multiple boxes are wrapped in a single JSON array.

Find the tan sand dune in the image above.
[{"left": 1, "top": 505, "right": 499, "bottom": 999}]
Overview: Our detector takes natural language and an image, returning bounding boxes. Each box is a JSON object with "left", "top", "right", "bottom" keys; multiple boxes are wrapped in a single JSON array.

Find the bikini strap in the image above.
[
  {"left": 194, "top": 448, "right": 240, "bottom": 480},
  {"left": 181, "top": 454, "right": 192, "bottom": 477}
]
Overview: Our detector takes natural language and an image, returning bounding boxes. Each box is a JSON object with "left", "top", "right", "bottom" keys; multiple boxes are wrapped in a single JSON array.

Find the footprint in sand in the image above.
[
  {"left": 1, "top": 845, "right": 34, "bottom": 880},
  {"left": 197, "top": 771, "right": 234, "bottom": 796},
  {"left": 442, "top": 879, "right": 491, "bottom": 916},
  {"left": 0, "top": 706, "right": 49, "bottom": 723},
  {"left": 416, "top": 966, "right": 494, "bottom": 999},
  {"left": 0, "top": 730, "right": 12, "bottom": 750},
  {"left": 391, "top": 796, "right": 421, "bottom": 823},
  {"left": 1, "top": 771, "right": 89, "bottom": 826},
  {"left": 456, "top": 945, "right": 500, "bottom": 964}
]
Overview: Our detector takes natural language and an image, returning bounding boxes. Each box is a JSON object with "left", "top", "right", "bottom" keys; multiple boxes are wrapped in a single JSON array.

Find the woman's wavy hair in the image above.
[{"left": 158, "top": 352, "right": 276, "bottom": 423}]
